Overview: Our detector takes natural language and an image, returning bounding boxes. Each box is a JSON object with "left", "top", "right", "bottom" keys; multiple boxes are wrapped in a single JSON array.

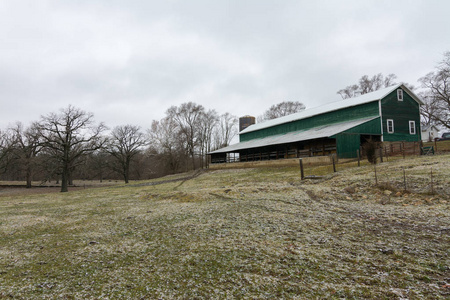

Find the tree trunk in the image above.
[
  {"left": 191, "top": 151, "right": 196, "bottom": 170},
  {"left": 68, "top": 171, "right": 74, "bottom": 186},
  {"left": 124, "top": 159, "right": 130, "bottom": 184},
  {"left": 26, "top": 165, "right": 32, "bottom": 189},
  {"left": 124, "top": 166, "right": 129, "bottom": 184},
  {"left": 61, "top": 167, "right": 69, "bottom": 192},
  {"left": 61, "top": 145, "right": 70, "bottom": 192}
]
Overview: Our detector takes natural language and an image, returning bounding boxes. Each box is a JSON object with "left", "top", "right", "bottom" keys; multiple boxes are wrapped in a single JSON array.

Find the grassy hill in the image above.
[{"left": 1, "top": 154, "right": 449, "bottom": 299}]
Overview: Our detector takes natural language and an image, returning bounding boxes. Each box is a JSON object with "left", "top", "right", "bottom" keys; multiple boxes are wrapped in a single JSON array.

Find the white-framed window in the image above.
[
  {"left": 387, "top": 119, "right": 394, "bottom": 133},
  {"left": 397, "top": 89, "right": 403, "bottom": 101},
  {"left": 409, "top": 121, "right": 416, "bottom": 135}
]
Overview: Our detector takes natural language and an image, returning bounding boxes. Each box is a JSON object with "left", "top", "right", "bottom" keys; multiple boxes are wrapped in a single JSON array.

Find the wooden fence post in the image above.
[
  {"left": 403, "top": 168, "right": 407, "bottom": 191},
  {"left": 357, "top": 149, "right": 360, "bottom": 167},
  {"left": 430, "top": 167, "right": 434, "bottom": 195},
  {"left": 374, "top": 164, "right": 378, "bottom": 185},
  {"left": 299, "top": 158, "right": 304, "bottom": 180},
  {"left": 332, "top": 155, "right": 336, "bottom": 173},
  {"left": 379, "top": 147, "right": 383, "bottom": 163}
]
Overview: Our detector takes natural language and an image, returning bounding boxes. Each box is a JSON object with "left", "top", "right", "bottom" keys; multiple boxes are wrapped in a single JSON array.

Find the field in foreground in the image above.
[{"left": 0, "top": 155, "right": 449, "bottom": 299}]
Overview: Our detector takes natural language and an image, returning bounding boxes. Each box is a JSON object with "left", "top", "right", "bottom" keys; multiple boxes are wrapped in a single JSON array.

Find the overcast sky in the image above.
[{"left": 1, "top": 0, "right": 449, "bottom": 131}]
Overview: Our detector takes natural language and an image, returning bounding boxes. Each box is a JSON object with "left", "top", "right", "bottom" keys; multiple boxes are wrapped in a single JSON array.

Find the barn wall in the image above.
[
  {"left": 240, "top": 101, "right": 380, "bottom": 142},
  {"left": 381, "top": 88, "right": 421, "bottom": 142},
  {"left": 335, "top": 118, "right": 382, "bottom": 158},
  {"left": 343, "top": 117, "right": 381, "bottom": 135},
  {"left": 336, "top": 133, "right": 360, "bottom": 158}
]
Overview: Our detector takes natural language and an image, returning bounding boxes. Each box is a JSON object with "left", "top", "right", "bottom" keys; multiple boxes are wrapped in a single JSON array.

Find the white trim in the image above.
[
  {"left": 397, "top": 89, "right": 403, "bottom": 101},
  {"left": 387, "top": 119, "right": 394, "bottom": 133},
  {"left": 409, "top": 121, "right": 416, "bottom": 135}
]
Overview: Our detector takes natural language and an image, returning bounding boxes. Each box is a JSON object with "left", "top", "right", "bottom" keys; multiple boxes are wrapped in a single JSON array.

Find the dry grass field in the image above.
[{"left": 0, "top": 154, "right": 449, "bottom": 299}]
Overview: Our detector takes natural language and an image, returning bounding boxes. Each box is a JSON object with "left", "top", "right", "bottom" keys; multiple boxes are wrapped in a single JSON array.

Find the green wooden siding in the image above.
[
  {"left": 336, "top": 133, "right": 360, "bottom": 158},
  {"left": 240, "top": 101, "right": 380, "bottom": 142},
  {"left": 334, "top": 117, "right": 382, "bottom": 158},
  {"left": 381, "top": 88, "right": 421, "bottom": 142},
  {"left": 238, "top": 87, "right": 421, "bottom": 153}
]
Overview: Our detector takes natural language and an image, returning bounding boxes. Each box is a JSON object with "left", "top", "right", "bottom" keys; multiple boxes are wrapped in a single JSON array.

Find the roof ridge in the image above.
[{"left": 240, "top": 84, "right": 411, "bottom": 135}]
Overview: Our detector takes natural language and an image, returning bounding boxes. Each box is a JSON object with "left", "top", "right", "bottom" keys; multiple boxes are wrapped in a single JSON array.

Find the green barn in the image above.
[{"left": 209, "top": 84, "right": 423, "bottom": 163}]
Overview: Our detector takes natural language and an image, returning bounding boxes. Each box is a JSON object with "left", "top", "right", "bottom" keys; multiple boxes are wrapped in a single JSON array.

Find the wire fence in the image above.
[{"left": 299, "top": 150, "right": 448, "bottom": 198}]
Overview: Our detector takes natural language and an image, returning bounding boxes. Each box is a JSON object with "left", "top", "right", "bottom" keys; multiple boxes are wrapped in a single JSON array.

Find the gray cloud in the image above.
[{"left": 1, "top": 0, "right": 449, "bottom": 130}]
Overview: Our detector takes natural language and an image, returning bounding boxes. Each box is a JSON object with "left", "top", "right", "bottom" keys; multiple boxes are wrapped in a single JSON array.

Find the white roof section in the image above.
[
  {"left": 421, "top": 124, "right": 438, "bottom": 131},
  {"left": 209, "top": 116, "right": 379, "bottom": 154},
  {"left": 240, "top": 84, "right": 422, "bottom": 135}
]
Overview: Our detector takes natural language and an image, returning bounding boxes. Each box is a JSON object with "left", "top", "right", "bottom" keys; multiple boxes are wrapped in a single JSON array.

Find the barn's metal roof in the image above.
[
  {"left": 209, "top": 117, "right": 379, "bottom": 154},
  {"left": 240, "top": 84, "right": 422, "bottom": 135}
]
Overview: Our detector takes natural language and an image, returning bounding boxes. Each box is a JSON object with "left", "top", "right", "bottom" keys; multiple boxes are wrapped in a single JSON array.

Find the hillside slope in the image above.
[{"left": 1, "top": 155, "right": 449, "bottom": 299}]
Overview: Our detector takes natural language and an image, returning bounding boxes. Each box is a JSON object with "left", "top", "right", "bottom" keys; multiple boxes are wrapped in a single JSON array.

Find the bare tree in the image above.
[
  {"left": 419, "top": 51, "right": 450, "bottom": 129},
  {"left": 214, "top": 112, "right": 238, "bottom": 149},
  {"left": 338, "top": 73, "right": 398, "bottom": 99},
  {"left": 37, "top": 105, "right": 106, "bottom": 192},
  {"left": 419, "top": 91, "right": 441, "bottom": 127},
  {"left": 337, "top": 84, "right": 360, "bottom": 100},
  {"left": 259, "top": 101, "right": 306, "bottom": 122},
  {"left": 0, "top": 130, "right": 7, "bottom": 172},
  {"left": 88, "top": 151, "right": 110, "bottom": 182},
  {"left": 198, "top": 109, "right": 218, "bottom": 168},
  {"left": 149, "top": 117, "right": 186, "bottom": 174},
  {"left": 9, "top": 122, "right": 43, "bottom": 188},
  {"left": 106, "top": 125, "right": 147, "bottom": 183},
  {"left": 0, "top": 129, "right": 14, "bottom": 175},
  {"left": 167, "top": 102, "right": 205, "bottom": 170},
  {"left": 38, "top": 145, "right": 62, "bottom": 184}
]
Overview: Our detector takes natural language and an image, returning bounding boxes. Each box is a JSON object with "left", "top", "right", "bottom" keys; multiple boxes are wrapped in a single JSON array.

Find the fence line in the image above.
[
  {"left": 211, "top": 141, "right": 436, "bottom": 165},
  {"left": 300, "top": 153, "right": 447, "bottom": 197}
]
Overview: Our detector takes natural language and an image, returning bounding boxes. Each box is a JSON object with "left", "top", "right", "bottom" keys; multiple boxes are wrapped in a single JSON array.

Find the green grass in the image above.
[{"left": 1, "top": 155, "right": 449, "bottom": 299}]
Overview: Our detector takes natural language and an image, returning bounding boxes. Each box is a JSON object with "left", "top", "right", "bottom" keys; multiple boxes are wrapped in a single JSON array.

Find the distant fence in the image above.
[
  {"left": 359, "top": 140, "right": 449, "bottom": 161},
  {"left": 209, "top": 141, "right": 448, "bottom": 170},
  {"left": 211, "top": 146, "right": 336, "bottom": 164},
  {"left": 209, "top": 155, "right": 332, "bottom": 169},
  {"left": 366, "top": 141, "right": 421, "bottom": 158},
  {"left": 299, "top": 155, "right": 448, "bottom": 198},
  {"left": 208, "top": 141, "right": 448, "bottom": 198}
]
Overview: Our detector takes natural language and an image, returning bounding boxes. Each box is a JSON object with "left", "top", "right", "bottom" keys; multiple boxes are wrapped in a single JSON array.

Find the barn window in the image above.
[
  {"left": 409, "top": 121, "right": 416, "bottom": 134},
  {"left": 397, "top": 89, "right": 403, "bottom": 101},
  {"left": 387, "top": 119, "right": 394, "bottom": 133}
]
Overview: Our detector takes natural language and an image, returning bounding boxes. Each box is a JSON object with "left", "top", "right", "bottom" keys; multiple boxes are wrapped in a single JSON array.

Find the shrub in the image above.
[{"left": 363, "top": 140, "right": 378, "bottom": 164}]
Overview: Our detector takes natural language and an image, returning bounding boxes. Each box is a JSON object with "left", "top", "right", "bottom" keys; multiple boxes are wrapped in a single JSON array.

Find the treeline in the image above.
[{"left": 0, "top": 102, "right": 237, "bottom": 192}]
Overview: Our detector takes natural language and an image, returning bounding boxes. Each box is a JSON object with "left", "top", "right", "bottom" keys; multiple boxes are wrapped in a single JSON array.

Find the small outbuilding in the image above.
[
  {"left": 421, "top": 124, "right": 439, "bottom": 142},
  {"left": 209, "top": 84, "right": 423, "bottom": 163}
]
